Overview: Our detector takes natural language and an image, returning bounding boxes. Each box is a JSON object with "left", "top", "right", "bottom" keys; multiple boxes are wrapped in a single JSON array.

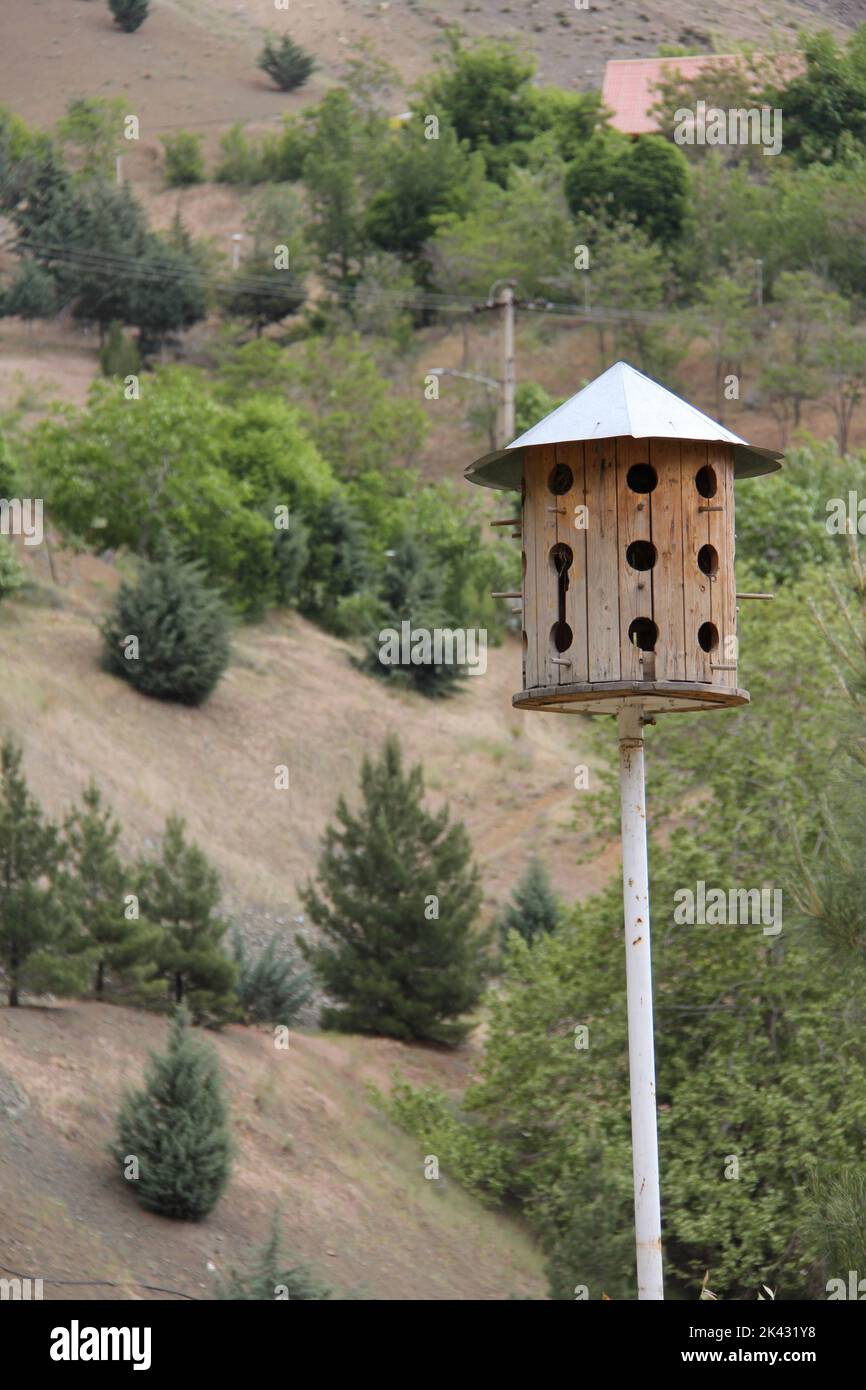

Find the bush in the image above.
[
  {"left": 161, "top": 131, "right": 205, "bottom": 188},
  {"left": 99, "top": 320, "right": 140, "bottom": 380},
  {"left": 257, "top": 35, "right": 316, "bottom": 93},
  {"left": 101, "top": 551, "right": 231, "bottom": 705},
  {"left": 108, "top": 0, "right": 149, "bottom": 33},
  {"left": 231, "top": 930, "right": 312, "bottom": 1026},
  {"left": 216, "top": 1215, "right": 332, "bottom": 1299},
  {"left": 112, "top": 1008, "right": 232, "bottom": 1220},
  {"left": 0, "top": 538, "right": 25, "bottom": 602}
]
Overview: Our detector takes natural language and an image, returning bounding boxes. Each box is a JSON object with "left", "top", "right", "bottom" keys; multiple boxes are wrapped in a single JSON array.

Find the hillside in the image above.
[
  {"left": 0, "top": 548, "right": 613, "bottom": 931},
  {"left": 5, "top": 0, "right": 852, "bottom": 148},
  {"left": 0, "top": 1000, "right": 546, "bottom": 1300}
]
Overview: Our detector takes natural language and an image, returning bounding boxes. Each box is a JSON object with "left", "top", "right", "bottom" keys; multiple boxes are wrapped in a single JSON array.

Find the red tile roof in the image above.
[{"left": 602, "top": 54, "right": 803, "bottom": 136}]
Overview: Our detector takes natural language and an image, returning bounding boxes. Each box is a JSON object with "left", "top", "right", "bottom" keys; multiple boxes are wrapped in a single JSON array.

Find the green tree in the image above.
[
  {"left": 138, "top": 817, "right": 237, "bottom": 1022},
  {"left": 231, "top": 931, "right": 311, "bottom": 1027},
  {"left": 429, "top": 163, "right": 574, "bottom": 300},
  {"left": 364, "top": 121, "right": 483, "bottom": 264},
  {"left": 0, "top": 539, "right": 25, "bottom": 602},
  {"left": 128, "top": 237, "right": 207, "bottom": 355},
  {"left": 300, "top": 736, "right": 484, "bottom": 1044},
  {"left": 565, "top": 133, "right": 690, "bottom": 244},
  {"left": 63, "top": 784, "right": 160, "bottom": 996},
  {"left": 497, "top": 855, "right": 560, "bottom": 949},
  {"left": 758, "top": 271, "right": 836, "bottom": 439},
  {"left": 815, "top": 314, "right": 866, "bottom": 457},
  {"left": 216, "top": 1214, "right": 332, "bottom": 1299},
  {"left": 111, "top": 1008, "right": 232, "bottom": 1219},
  {"left": 302, "top": 90, "right": 369, "bottom": 283},
  {"left": 277, "top": 333, "right": 428, "bottom": 479},
  {"left": 692, "top": 273, "right": 754, "bottom": 422},
  {"left": 223, "top": 255, "right": 306, "bottom": 337},
  {"left": 0, "top": 261, "right": 58, "bottom": 323},
  {"left": 30, "top": 369, "right": 330, "bottom": 615},
  {"left": 361, "top": 532, "right": 468, "bottom": 698},
  {"left": 577, "top": 214, "right": 679, "bottom": 377},
  {"left": 771, "top": 27, "right": 866, "bottom": 166},
  {"left": 56, "top": 96, "right": 127, "bottom": 180},
  {"left": 0, "top": 741, "right": 86, "bottom": 1007},
  {"left": 257, "top": 34, "right": 316, "bottom": 92},
  {"left": 108, "top": 0, "right": 149, "bottom": 33},
  {"left": 101, "top": 551, "right": 231, "bottom": 706},
  {"left": 99, "top": 319, "right": 140, "bottom": 379},
  {"left": 416, "top": 32, "right": 539, "bottom": 184},
  {"left": 160, "top": 130, "right": 206, "bottom": 188}
]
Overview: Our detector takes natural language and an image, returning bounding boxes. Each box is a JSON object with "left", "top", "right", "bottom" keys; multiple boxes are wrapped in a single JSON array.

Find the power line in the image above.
[{"left": 10, "top": 238, "right": 678, "bottom": 325}]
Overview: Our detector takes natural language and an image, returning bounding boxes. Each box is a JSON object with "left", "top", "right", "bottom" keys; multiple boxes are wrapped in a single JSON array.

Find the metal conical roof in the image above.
[{"left": 465, "top": 361, "right": 783, "bottom": 490}]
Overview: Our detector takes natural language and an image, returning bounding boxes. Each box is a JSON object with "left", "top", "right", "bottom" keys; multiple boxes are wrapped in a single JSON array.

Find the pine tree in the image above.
[
  {"left": 63, "top": 784, "right": 161, "bottom": 996},
  {"left": 108, "top": 0, "right": 149, "bottom": 34},
  {"left": 231, "top": 930, "right": 312, "bottom": 1026},
  {"left": 112, "top": 1008, "right": 232, "bottom": 1219},
  {"left": 101, "top": 551, "right": 231, "bottom": 706},
  {"left": 215, "top": 1213, "right": 332, "bottom": 1299},
  {"left": 257, "top": 35, "right": 316, "bottom": 93},
  {"left": 138, "top": 816, "right": 237, "bottom": 1023},
  {"left": 0, "top": 741, "right": 87, "bottom": 1006},
  {"left": 300, "top": 736, "right": 484, "bottom": 1044},
  {"left": 363, "top": 533, "right": 467, "bottom": 697},
  {"left": 498, "top": 855, "right": 561, "bottom": 949}
]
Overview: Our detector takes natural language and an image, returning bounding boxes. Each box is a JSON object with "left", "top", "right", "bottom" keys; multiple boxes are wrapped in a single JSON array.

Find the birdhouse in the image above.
[{"left": 466, "top": 362, "right": 782, "bottom": 715}]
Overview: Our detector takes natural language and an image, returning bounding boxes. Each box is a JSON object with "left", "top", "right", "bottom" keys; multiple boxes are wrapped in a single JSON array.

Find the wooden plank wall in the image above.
[
  {"left": 649, "top": 440, "right": 686, "bottom": 682},
  {"left": 616, "top": 438, "right": 653, "bottom": 681},
  {"left": 585, "top": 439, "right": 621, "bottom": 683},
  {"left": 680, "top": 440, "right": 713, "bottom": 683},
  {"left": 557, "top": 440, "right": 588, "bottom": 684},
  {"left": 707, "top": 443, "right": 737, "bottom": 689},
  {"left": 521, "top": 437, "right": 738, "bottom": 694}
]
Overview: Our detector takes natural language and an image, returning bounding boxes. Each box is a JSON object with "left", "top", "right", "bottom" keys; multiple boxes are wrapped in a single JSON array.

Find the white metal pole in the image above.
[{"left": 617, "top": 704, "right": 664, "bottom": 1300}]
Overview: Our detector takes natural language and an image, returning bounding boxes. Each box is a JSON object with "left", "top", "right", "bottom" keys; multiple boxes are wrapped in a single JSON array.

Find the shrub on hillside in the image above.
[
  {"left": 215, "top": 1215, "right": 332, "bottom": 1299},
  {"left": 108, "top": 0, "right": 149, "bottom": 33},
  {"left": 111, "top": 1008, "right": 232, "bottom": 1220},
  {"left": 0, "top": 539, "right": 25, "bottom": 603},
  {"left": 231, "top": 930, "right": 312, "bottom": 1027},
  {"left": 99, "top": 320, "right": 140, "bottom": 380},
  {"left": 257, "top": 35, "right": 316, "bottom": 93},
  {"left": 161, "top": 131, "right": 206, "bottom": 188},
  {"left": 101, "top": 551, "right": 230, "bottom": 706}
]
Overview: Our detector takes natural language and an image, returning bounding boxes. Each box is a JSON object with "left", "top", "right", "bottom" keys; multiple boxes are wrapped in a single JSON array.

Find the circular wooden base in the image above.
[{"left": 513, "top": 681, "right": 750, "bottom": 716}]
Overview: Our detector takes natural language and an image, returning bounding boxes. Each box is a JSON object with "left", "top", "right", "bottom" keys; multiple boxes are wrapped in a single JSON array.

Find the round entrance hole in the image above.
[
  {"left": 698, "top": 621, "right": 719, "bottom": 652},
  {"left": 695, "top": 465, "right": 718, "bottom": 499},
  {"left": 549, "top": 541, "right": 574, "bottom": 575},
  {"left": 626, "top": 463, "right": 658, "bottom": 494},
  {"left": 626, "top": 539, "right": 657, "bottom": 571},
  {"left": 551, "top": 621, "right": 573, "bottom": 653},
  {"left": 697, "top": 543, "right": 719, "bottom": 576},
  {"left": 628, "top": 616, "right": 658, "bottom": 652},
  {"left": 548, "top": 463, "right": 573, "bottom": 495}
]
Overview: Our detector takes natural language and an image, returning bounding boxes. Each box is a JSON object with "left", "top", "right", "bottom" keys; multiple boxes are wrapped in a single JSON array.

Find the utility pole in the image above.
[
  {"left": 755, "top": 258, "right": 764, "bottom": 309},
  {"left": 115, "top": 154, "right": 123, "bottom": 186},
  {"left": 500, "top": 283, "right": 516, "bottom": 446}
]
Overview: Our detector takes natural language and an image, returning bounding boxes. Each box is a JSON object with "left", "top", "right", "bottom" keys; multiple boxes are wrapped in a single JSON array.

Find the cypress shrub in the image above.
[
  {"left": 101, "top": 551, "right": 230, "bottom": 706},
  {"left": 111, "top": 1008, "right": 232, "bottom": 1220}
]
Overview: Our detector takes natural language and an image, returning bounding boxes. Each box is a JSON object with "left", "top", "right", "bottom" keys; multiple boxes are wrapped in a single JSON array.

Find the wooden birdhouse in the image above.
[{"left": 466, "top": 362, "right": 782, "bottom": 716}]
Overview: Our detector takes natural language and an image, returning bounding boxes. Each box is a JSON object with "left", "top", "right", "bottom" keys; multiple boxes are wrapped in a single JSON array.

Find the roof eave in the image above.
[{"left": 464, "top": 438, "right": 783, "bottom": 490}]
